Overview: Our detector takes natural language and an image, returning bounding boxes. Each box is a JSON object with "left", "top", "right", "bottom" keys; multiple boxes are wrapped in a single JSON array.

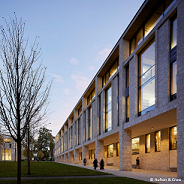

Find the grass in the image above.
[
  {"left": 0, "top": 161, "right": 109, "bottom": 177},
  {"left": 0, "top": 178, "right": 154, "bottom": 184}
]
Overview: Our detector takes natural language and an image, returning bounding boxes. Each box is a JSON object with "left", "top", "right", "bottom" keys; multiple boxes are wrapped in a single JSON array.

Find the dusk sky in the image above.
[{"left": 0, "top": 0, "right": 144, "bottom": 136}]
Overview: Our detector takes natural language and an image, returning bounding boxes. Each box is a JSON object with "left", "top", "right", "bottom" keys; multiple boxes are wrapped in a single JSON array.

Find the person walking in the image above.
[
  {"left": 99, "top": 159, "right": 104, "bottom": 170},
  {"left": 93, "top": 158, "right": 98, "bottom": 170},
  {"left": 135, "top": 157, "right": 140, "bottom": 169},
  {"left": 83, "top": 158, "right": 87, "bottom": 166}
]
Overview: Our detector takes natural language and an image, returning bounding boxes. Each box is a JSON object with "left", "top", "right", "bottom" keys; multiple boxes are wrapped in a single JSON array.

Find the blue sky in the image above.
[{"left": 0, "top": 0, "right": 144, "bottom": 136}]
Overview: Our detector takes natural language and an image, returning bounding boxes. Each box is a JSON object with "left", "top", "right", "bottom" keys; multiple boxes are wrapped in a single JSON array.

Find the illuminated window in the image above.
[
  {"left": 87, "top": 88, "right": 95, "bottom": 105},
  {"left": 87, "top": 106, "right": 92, "bottom": 140},
  {"left": 4, "top": 139, "right": 11, "bottom": 143},
  {"left": 139, "top": 39, "right": 155, "bottom": 116},
  {"left": 78, "top": 118, "right": 80, "bottom": 145},
  {"left": 78, "top": 105, "right": 82, "bottom": 116},
  {"left": 145, "top": 134, "right": 150, "bottom": 153},
  {"left": 155, "top": 131, "right": 161, "bottom": 152},
  {"left": 107, "top": 144, "right": 113, "bottom": 157},
  {"left": 116, "top": 142, "right": 119, "bottom": 156},
  {"left": 105, "top": 85, "right": 112, "bottom": 132},
  {"left": 2, "top": 149, "right": 11, "bottom": 160},
  {"left": 79, "top": 152, "right": 82, "bottom": 160},
  {"left": 170, "top": 126, "right": 177, "bottom": 150},
  {"left": 102, "top": 57, "right": 119, "bottom": 87},
  {"left": 132, "top": 137, "right": 139, "bottom": 155},
  {"left": 171, "top": 16, "right": 177, "bottom": 49},
  {"left": 126, "top": 65, "right": 129, "bottom": 122},
  {"left": 98, "top": 95, "right": 101, "bottom": 135}
]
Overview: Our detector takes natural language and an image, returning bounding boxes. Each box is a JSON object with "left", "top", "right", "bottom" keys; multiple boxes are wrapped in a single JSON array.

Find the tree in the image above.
[
  {"left": 23, "top": 149, "right": 33, "bottom": 159},
  {"left": 37, "top": 150, "right": 44, "bottom": 160},
  {"left": 0, "top": 15, "right": 52, "bottom": 184},
  {"left": 0, "top": 134, "right": 3, "bottom": 146},
  {"left": 35, "top": 127, "right": 55, "bottom": 159}
]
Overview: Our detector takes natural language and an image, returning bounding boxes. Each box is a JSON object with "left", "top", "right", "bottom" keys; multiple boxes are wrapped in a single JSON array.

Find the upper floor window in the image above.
[
  {"left": 78, "top": 105, "right": 82, "bottom": 116},
  {"left": 105, "top": 85, "right": 112, "bottom": 132},
  {"left": 107, "top": 144, "right": 113, "bottom": 157},
  {"left": 78, "top": 118, "right": 81, "bottom": 145},
  {"left": 87, "top": 88, "right": 95, "bottom": 105},
  {"left": 145, "top": 134, "right": 150, "bottom": 153},
  {"left": 171, "top": 16, "right": 177, "bottom": 49},
  {"left": 102, "top": 57, "right": 119, "bottom": 87},
  {"left": 4, "top": 139, "right": 11, "bottom": 143},
  {"left": 155, "top": 131, "right": 161, "bottom": 152},
  {"left": 138, "top": 39, "right": 155, "bottom": 116},
  {"left": 116, "top": 142, "right": 119, "bottom": 156},
  {"left": 98, "top": 95, "right": 101, "bottom": 135},
  {"left": 87, "top": 106, "right": 92, "bottom": 140},
  {"left": 126, "top": 65, "right": 129, "bottom": 122},
  {"left": 170, "top": 126, "right": 177, "bottom": 150},
  {"left": 130, "top": 0, "right": 175, "bottom": 54},
  {"left": 132, "top": 137, "right": 139, "bottom": 155}
]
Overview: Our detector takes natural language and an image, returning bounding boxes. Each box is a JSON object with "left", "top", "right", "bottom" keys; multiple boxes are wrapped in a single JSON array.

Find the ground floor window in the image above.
[
  {"left": 155, "top": 131, "right": 161, "bottom": 152},
  {"left": 132, "top": 137, "right": 139, "bottom": 154},
  {"left": 116, "top": 142, "right": 119, "bottom": 156},
  {"left": 79, "top": 152, "right": 82, "bottom": 160},
  {"left": 145, "top": 134, "right": 150, "bottom": 153},
  {"left": 2, "top": 149, "right": 11, "bottom": 160},
  {"left": 107, "top": 144, "right": 113, "bottom": 157},
  {"left": 170, "top": 126, "right": 177, "bottom": 150}
]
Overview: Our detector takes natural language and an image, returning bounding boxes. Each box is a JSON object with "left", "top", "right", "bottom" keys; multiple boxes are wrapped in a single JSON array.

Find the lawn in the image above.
[
  {"left": 0, "top": 178, "right": 154, "bottom": 184},
  {"left": 0, "top": 161, "right": 109, "bottom": 177}
]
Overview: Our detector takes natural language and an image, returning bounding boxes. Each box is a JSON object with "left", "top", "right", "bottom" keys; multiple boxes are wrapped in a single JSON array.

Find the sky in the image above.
[{"left": 0, "top": 0, "right": 144, "bottom": 136}]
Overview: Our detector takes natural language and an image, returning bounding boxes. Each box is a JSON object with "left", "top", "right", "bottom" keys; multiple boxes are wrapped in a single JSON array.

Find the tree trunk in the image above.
[
  {"left": 17, "top": 138, "right": 21, "bottom": 184},
  {"left": 27, "top": 125, "right": 31, "bottom": 175}
]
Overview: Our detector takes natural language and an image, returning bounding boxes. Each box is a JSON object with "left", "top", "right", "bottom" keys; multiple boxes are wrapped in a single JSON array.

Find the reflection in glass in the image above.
[
  {"left": 171, "top": 61, "right": 177, "bottom": 96},
  {"left": 171, "top": 17, "right": 177, "bottom": 49},
  {"left": 170, "top": 126, "right": 177, "bottom": 150},
  {"left": 105, "top": 86, "right": 112, "bottom": 132},
  {"left": 132, "top": 137, "right": 139, "bottom": 154},
  {"left": 155, "top": 131, "right": 161, "bottom": 152},
  {"left": 126, "top": 96, "right": 129, "bottom": 120},
  {"left": 145, "top": 134, "right": 150, "bottom": 153}
]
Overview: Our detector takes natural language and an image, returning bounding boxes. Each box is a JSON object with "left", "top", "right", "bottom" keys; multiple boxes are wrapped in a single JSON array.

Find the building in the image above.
[
  {"left": 0, "top": 134, "right": 16, "bottom": 161},
  {"left": 54, "top": 0, "right": 184, "bottom": 179}
]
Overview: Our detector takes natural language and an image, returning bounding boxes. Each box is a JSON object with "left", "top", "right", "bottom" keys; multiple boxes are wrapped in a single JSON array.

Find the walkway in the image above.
[{"left": 62, "top": 162, "right": 184, "bottom": 184}]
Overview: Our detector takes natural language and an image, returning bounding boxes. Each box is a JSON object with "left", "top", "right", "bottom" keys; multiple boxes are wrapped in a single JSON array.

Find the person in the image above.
[
  {"left": 83, "top": 158, "right": 87, "bottom": 166},
  {"left": 99, "top": 159, "right": 104, "bottom": 170},
  {"left": 135, "top": 157, "right": 140, "bottom": 169},
  {"left": 93, "top": 158, "right": 98, "bottom": 170}
]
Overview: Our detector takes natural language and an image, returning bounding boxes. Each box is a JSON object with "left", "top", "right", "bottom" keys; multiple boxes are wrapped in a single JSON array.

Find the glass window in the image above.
[
  {"left": 130, "top": 37, "right": 136, "bottom": 54},
  {"left": 116, "top": 143, "right": 119, "bottom": 156},
  {"left": 155, "top": 131, "right": 161, "bottom": 152},
  {"left": 107, "top": 144, "right": 113, "bottom": 157},
  {"left": 139, "top": 40, "right": 155, "bottom": 115},
  {"left": 87, "top": 88, "right": 95, "bottom": 105},
  {"left": 136, "top": 27, "right": 143, "bottom": 46},
  {"left": 83, "top": 110, "right": 86, "bottom": 142},
  {"left": 4, "top": 139, "right": 11, "bottom": 143},
  {"left": 78, "top": 118, "right": 80, "bottom": 145},
  {"left": 171, "top": 17, "right": 177, "bottom": 49},
  {"left": 105, "top": 85, "right": 112, "bottom": 132},
  {"left": 126, "top": 96, "right": 129, "bottom": 121},
  {"left": 88, "top": 107, "right": 92, "bottom": 140},
  {"left": 170, "top": 126, "right": 177, "bottom": 150},
  {"left": 171, "top": 60, "right": 177, "bottom": 98},
  {"left": 132, "top": 137, "right": 139, "bottom": 155},
  {"left": 98, "top": 95, "right": 101, "bottom": 135},
  {"left": 78, "top": 105, "right": 82, "bottom": 116},
  {"left": 126, "top": 65, "right": 129, "bottom": 88},
  {"left": 145, "top": 134, "right": 150, "bottom": 153}
]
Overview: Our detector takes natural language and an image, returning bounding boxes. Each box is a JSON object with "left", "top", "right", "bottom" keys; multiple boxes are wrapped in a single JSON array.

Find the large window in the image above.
[
  {"left": 170, "top": 16, "right": 177, "bottom": 101},
  {"left": 130, "top": 0, "right": 175, "bottom": 54},
  {"left": 102, "top": 57, "right": 119, "bottom": 87},
  {"left": 78, "top": 105, "right": 82, "bottom": 116},
  {"left": 116, "top": 142, "right": 119, "bottom": 156},
  {"left": 83, "top": 110, "right": 86, "bottom": 142},
  {"left": 78, "top": 118, "right": 80, "bottom": 145},
  {"left": 145, "top": 134, "right": 150, "bottom": 153},
  {"left": 87, "top": 107, "right": 92, "bottom": 140},
  {"left": 4, "top": 139, "right": 11, "bottom": 143},
  {"left": 105, "top": 85, "right": 112, "bottom": 132},
  {"left": 126, "top": 65, "right": 129, "bottom": 122},
  {"left": 87, "top": 89, "right": 95, "bottom": 105},
  {"left": 2, "top": 149, "right": 11, "bottom": 160},
  {"left": 155, "top": 131, "right": 161, "bottom": 152},
  {"left": 132, "top": 137, "right": 139, "bottom": 155},
  {"left": 98, "top": 95, "right": 101, "bottom": 135},
  {"left": 107, "top": 144, "right": 113, "bottom": 157},
  {"left": 139, "top": 39, "right": 155, "bottom": 116},
  {"left": 170, "top": 126, "right": 177, "bottom": 150}
]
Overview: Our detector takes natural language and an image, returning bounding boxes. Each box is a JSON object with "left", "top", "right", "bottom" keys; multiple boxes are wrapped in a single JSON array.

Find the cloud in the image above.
[
  {"left": 50, "top": 73, "right": 63, "bottom": 83},
  {"left": 96, "top": 48, "right": 112, "bottom": 62},
  {"left": 63, "top": 88, "right": 70, "bottom": 95},
  {"left": 71, "top": 74, "right": 91, "bottom": 92},
  {"left": 88, "top": 65, "right": 95, "bottom": 71},
  {"left": 70, "top": 58, "right": 79, "bottom": 65}
]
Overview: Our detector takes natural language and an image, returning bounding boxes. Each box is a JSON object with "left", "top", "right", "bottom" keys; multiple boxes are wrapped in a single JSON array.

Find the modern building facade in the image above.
[
  {"left": 54, "top": 0, "right": 184, "bottom": 179},
  {"left": 0, "top": 134, "right": 16, "bottom": 161}
]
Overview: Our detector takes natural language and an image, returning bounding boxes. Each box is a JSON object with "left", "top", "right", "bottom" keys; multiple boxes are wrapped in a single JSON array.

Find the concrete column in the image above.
[
  {"left": 74, "top": 149, "right": 79, "bottom": 164},
  {"left": 96, "top": 140, "right": 104, "bottom": 161},
  {"left": 82, "top": 146, "right": 89, "bottom": 163},
  {"left": 68, "top": 152, "right": 73, "bottom": 163}
]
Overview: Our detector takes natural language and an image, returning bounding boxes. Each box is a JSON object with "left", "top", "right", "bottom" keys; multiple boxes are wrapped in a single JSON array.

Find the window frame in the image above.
[{"left": 145, "top": 134, "right": 151, "bottom": 153}]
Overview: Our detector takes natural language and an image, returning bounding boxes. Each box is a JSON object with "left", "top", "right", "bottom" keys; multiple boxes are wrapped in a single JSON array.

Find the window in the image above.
[
  {"left": 70, "top": 126, "right": 73, "bottom": 149},
  {"left": 79, "top": 152, "right": 82, "bottom": 161},
  {"left": 2, "top": 149, "right": 11, "bottom": 161},
  {"left": 75, "top": 121, "right": 78, "bottom": 145},
  {"left": 102, "top": 57, "right": 119, "bottom": 87},
  {"left": 78, "top": 105, "right": 82, "bottom": 116},
  {"left": 116, "top": 142, "right": 119, "bottom": 156},
  {"left": 87, "top": 88, "right": 95, "bottom": 105},
  {"left": 105, "top": 85, "right": 112, "bottom": 132},
  {"left": 61, "top": 136, "right": 63, "bottom": 152},
  {"left": 138, "top": 39, "right": 155, "bottom": 116},
  {"left": 170, "top": 126, "right": 177, "bottom": 150},
  {"left": 4, "top": 139, "right": 11, "bottom": 143},
  {"left": 88, "top": 149, "right": 95, "bottom": 159},
  {"left": 117, "top": 76, "right": 119, "bottom": 126},
  {"left": 132, "top": 137, "right": 139, "bottom": 155},
  {"left": 130, "top": 0, "right": 175, "bottom": 54},
  {"left": 83, "top": 110, "right": 86, "bottom": 142},
  {"left": 171, "top": 16, "right": 177, "bottom": 49},
  {"left": 78, "top": 118, "right": 80, "bottom": 145},
  {"left": 9, "top": 144, "right": 11, "bottom": 148},
  {"left": 126, "top": 65, "right": 129, "bottom": 122},
  {"left": 107, "top": 144, "right": 113, "bottom": 157},
  {"left": 87, "top": 107, "right": 92, "bottom": 140},
  {"left": 98, "top": 95, "right": 101, "bottom": 135},
  {"left": 145, "top": 134, "right": 150, "bottom": 153},
  {"left": 155, "top": 131, "right": 161, "bottom": 152}
]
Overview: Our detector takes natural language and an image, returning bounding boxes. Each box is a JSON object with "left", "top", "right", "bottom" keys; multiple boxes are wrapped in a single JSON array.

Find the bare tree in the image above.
[{"left": 0, "top": 15, "right": 52, "bottom": 184}]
